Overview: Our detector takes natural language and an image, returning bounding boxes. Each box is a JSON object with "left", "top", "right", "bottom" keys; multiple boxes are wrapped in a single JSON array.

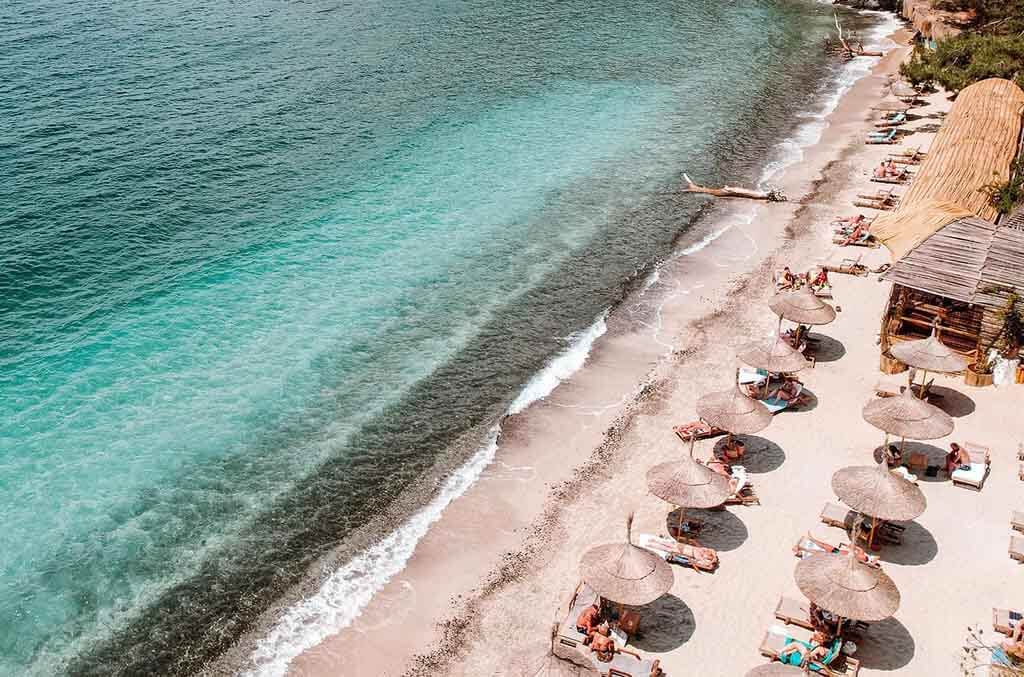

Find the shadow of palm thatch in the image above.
[
  {"left": 806, "top": 333, "right": 846, "bottom": 363},
  {"left": 855, "top": 616, "right": 916, "bottom": 669},
  {"left": 667, "top": 507, "right": 749, "bottom": 552},
  {"left": 876, "top": 520, "right": 938, "bottom": 566},
  {"left": 714, "top": 435, "right": 786, "bottom": 474},
  {"left": 628, "top": 594, "right": 695, "bottom": 652}
]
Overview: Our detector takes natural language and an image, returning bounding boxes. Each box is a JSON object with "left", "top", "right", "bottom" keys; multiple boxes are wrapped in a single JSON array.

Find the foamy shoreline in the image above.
[{"left": 254, "top": 13, "right": 917, "bottom": 677}]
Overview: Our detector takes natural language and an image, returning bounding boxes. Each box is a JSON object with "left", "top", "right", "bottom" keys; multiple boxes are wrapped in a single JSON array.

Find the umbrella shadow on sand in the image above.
[
  {"left": 873, "top": 442, "right": 948, "bottom": 483},
  {"left": 628, "top": 594, "right": 695, "bottom": 653},
  {"left": 855, "top": 616, "right": 916, "bottom": 670},
  {"left": 927, "top": 386, "right": 976, "bottom": 417},
  {"left": 668, "top": 508, "right": 749, "bottom": 552},
  {"left": 807, "top": 333, "right": 846, "bottom": 362},
  {"left": 716, "top": 435, "right": 786, "bottom": 473},
  {"left": 876, "top": 520, "right": 938, "bottom": 566}
]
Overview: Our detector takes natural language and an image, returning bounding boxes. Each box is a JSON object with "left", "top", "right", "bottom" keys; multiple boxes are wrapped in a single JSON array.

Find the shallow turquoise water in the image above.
[{"left": 0, "top": 0, "right": 869, "bottom": 673}]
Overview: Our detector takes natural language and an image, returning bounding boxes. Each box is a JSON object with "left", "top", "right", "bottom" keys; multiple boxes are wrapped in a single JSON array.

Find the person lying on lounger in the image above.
[
  {"left": 587, "top": 625, "right": 643, "bottom": 663},
  {"left": 793, "top": 532, "right": 880, "bottom": 567},
  {"left": 778, "top": 633, "right": 833, "bottom": 667},
  {"left": 1001, "top": 623, "right": 1024, "bottom": 662},
  {"left": 840, "top": 222, "right": 868, "bottom": 246},
  {"left": 577, "top": 602, "right": 603, "bottom": 639},
  {"left": 835, "top": 213, "right": 867, "bottom": 226},
  {"left": 945, "top": 442, "right": 971, "bottom": 475},
  {"left": 766, "top": 379, "right": 806, "bottom": 406}
]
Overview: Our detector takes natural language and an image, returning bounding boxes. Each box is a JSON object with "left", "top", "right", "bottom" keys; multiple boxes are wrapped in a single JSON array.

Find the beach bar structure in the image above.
[{"left": 871, "top": 79, "right": 1024, "bottom": 363}]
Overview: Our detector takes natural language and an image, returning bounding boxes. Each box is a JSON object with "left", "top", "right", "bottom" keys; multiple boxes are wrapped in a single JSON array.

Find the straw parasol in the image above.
[
  {"left": 889, "top": 325, "right": 969, "bottom": 395},
  {"left": 737, "top": 336, "right": 811, "bottom": 374},
  {"left": 768, "top": 287, "right": 837, "bottom": 326},
  {"left": 862, "top": 388, "right": 953, "bottom": 442},
  {"left": 647, "top": 455, "right": 731, "bottom": 510},
  {"left": 795, "top": 551, "right": 900, "bottom": 621},
  {"left": 579, "top": 513, "right": 674, "bottom": 607},
  {"left": 696, "top": 380, "right": 772, "bottom": 436},
  {"left": 746, "top": 664, "right": 809, "bottom": 677},
  {"left": 832, "top": 463, "right": 927, "bottom": 522}
]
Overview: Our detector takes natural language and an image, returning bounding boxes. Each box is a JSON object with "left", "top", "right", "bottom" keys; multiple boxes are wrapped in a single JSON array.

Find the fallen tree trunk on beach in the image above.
[
  {"left": 682, "top": 174, "right": 786, "bottom": 202},
  {"left": 834, "top": 13, "right": 883, "bottom": 57}
]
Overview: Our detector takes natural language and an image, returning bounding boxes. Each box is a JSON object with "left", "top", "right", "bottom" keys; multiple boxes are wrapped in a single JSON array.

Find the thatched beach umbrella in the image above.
[
  {"left": 889, "top": 326, "right": 969, "bottom": 394},
  {"left": 647, "top": 455, "right": 732, "bottom": 511},
  {"left": 862, "top": 388, "right": 954, "bottom": 445},
  {"left": 832, "top": 463, "right": 927, "bottom": 522},
  {"left": 696, "top": 381, "right": 773, "bottom": 437},
  {"left": 795, "top": 551, "right": 900, "bottom": 622},
  {"left": 579, "top": 513, "right": 674, "bottom": 607},
  {"left": 769, "top": 287, "right": 837, "bottom": 327},
  {"left": 738, "top": 336, "right": 811, "bottom": 374}
]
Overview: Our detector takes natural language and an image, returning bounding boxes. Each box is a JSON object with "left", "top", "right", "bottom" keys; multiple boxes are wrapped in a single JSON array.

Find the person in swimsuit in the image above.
[
  {"left": 576, "top": 602, "right": 602, "bottom": 639},
  {"left": 945, "top": 443, "right": 970, "bottom": 475}
]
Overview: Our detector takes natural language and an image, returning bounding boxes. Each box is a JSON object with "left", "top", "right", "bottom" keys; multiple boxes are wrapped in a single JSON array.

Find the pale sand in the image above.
[{"left": 289, "top": 31, "right": 1024, "bottom": 677}]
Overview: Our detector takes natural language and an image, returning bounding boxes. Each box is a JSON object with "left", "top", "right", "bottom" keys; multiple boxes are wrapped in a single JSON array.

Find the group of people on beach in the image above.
[
  {"left": 872, "top": 159, "right": 904, "bottom": 180},
  {"left": 574, "top": 602, "right": 642, "bottom": 664}
]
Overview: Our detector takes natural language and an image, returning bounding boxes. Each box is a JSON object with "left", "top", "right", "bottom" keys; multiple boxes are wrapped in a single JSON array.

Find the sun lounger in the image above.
[
  {"left": 869, "top": 175, "right": 909, "bottom": 185},
  {"left": 993, "top": 608, "right": 1023, "bottom": 635},
  {"left": 762, "top": 384, "right": 803, "bottom": 414},
  {"left": 554, "top": 582, "right": 602, "bottom": 652},
  {"left": 604, "top": 652, "right": 662, "bottom": 677},
  {"left": 792, "top": 534, "right": 880, "bottom": 567},
  {"left": 673, "top": 421, "right": 725, "bottom": 442},
  {"left": 637, "top": 533, "right": 718, "bottom": 572},
  {"left": 1013, "top": 511, "right": 1024, "bottom": 534},
  {"left": 739, "top": 367, "right": 769, "bottom": 386},
  {"left": 759, "top": 628, "right": 860, "bottom": 675},
  {"left": 865, "top": 129, "right": 898, "bottom": 145},
  {"left": 951, "top": 444, "right": 991, "bottom": 491},
  {"left": 1011, "top": 535, "right": 1024, "bottom": 564},
  {"left": 819, "top": 503, "right": 902, "bottom": 544},
  {"left": 774, "top": 596, "right": 869, "bottom": 637}
]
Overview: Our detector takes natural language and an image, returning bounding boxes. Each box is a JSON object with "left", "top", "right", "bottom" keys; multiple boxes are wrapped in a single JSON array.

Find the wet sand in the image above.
[{"left": 288, "top": 27, "right": 1023, "bottom": 677}]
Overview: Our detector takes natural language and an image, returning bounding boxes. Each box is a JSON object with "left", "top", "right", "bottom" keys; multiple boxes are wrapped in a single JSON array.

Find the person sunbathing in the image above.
[
  {"left": 810, "top": 268, "right": 830, "bottom": 291},
  {"left": 794, "top": 531, "right": 880, "bottom": 567},
  {"left": 779, "top": 266, "right": 796, "bottom": 290},
  {"left": 835, "top": 213, "right": 866, "bottom": 226},
  {"left": 576, "top": 602, "right": 602, "bottom": 638},
  {"left": 883, "top": 444, "right": 902, "bottom": 468},
  {"left": 840, "top": 222, "right": 868, "bottom": 246},
  {"left": 778, "top": 633, "right": 833, "bottom": 667},
  {"left": 587, "top": 625, "right": 643, "bottom": 663},
  {"left": 1001, "top": 623, "right": 1024, "bottom": 662},
  {"left": 703, "top": 458, "right": 746, "bottom": 495},
  {"left": 809, "top": 603, "right": 840, "bottom": 639},
  {"left": 945, "top": 442, "right": 971, "bottom": 475},
  {"left": 873, "top": 162, "right": 887, "bottom": 179},
  {"left": 768, "top": 379, "right": 805, "bottom": 405},
  {"left": 717, "top": 437, "right": 745, "bottom": 461},
  {"left": 884, "top": 159, "right": 901, "bottom": 177}
]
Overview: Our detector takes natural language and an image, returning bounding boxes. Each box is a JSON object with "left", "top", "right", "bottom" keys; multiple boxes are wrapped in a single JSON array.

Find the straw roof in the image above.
[
  {"left": 862, "top": 389, "right": 954, "bottom": 440},
  {"left": 880, "top": 203, "right": 1024, "bottom": 314},
  {"left": 737, "top": 337, "right": 810, "bottom": 374},
  {"left": 889, "top": 331, "right": 970, "bottom": 374},
  {"left": 647, "top": 457, "right": 731, "bottom": 509},
  {"left": 768, "top": 287, "right": 837, "bottom": 325},
  {"left": 795, "top": 552, "right": 900, "bottom": 621},
  {"left": 696, "top": 384, "right": 772, "bottom": 435},
  {"left": 579, "top": 514, "right": 674, "bottom": 606},
  {"left": 895, "top": 79, "right": 1024, "bottom": 221},
  {"left": 871, "top": 200, "right": 972, "bottom": 261},
  {"left": 746, "top": 665, "right": 807, "bottom": 677},
  {"left": 832, "top": 463, "right": 927, "bottom": 522}
]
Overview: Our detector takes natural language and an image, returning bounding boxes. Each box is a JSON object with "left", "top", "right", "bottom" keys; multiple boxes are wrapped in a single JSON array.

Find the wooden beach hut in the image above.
[
  {"left": 879, "top": 202, "right": 1024, "bottom": 359},
  {"left": 871, "top": 79, "right": 1024, "bottom": 371}
]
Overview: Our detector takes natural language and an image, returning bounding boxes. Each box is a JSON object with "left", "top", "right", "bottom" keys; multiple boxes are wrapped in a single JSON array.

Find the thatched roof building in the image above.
[{"left": 874, "top": 79, "right": 1024, "bottom": 363}]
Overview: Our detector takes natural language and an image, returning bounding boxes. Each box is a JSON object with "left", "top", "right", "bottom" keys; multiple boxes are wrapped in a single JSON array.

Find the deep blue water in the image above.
[{"left": 0, "top": 0, "right": 871, "bottom": 673}]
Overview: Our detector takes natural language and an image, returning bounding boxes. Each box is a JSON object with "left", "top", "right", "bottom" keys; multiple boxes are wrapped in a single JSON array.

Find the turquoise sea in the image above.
[{"left": 0, "top": 1, "right": 881, "bottom": 674}]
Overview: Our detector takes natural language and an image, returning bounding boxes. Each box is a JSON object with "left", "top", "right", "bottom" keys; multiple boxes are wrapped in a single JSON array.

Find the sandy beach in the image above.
[{"left": 286, "top": 26, "right": 1024, "bottom": 677}]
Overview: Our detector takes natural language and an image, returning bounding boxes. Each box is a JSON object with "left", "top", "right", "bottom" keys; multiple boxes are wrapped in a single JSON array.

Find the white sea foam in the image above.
[
  {"left": 245, "top": 312, "right": 609, "bottom": 676},
  {"left": 758, "top": 11, "right": 900, "bottom": 188}
]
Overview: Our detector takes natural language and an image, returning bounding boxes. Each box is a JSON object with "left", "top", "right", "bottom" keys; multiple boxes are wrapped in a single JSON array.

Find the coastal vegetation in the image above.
[{"left": 900, "top": 1, "right": 1024, "bottom": 92}]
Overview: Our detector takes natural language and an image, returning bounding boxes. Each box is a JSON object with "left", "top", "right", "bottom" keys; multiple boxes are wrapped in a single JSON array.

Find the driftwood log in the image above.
[
  {"left": 834, "top": 14, "right": 883, "bottom": 58},
  {"left": 682, "top": 174, "right": 786, "bottom": 202}
]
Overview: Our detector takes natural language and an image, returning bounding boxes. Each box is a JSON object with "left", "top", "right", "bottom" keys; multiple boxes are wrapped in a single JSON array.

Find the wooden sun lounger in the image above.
[
  {"left": 673, "top": 421, "right": 725, "bottom": 442},
  {"left": 1011, "top": 535, "right": 1024, "bottom": 564},
  {"left": 993, "top": 608, "right": 1022, "bottom": 636},
  {"left": 869, "top": 175, "right": 909, "bottom": 185},
  {"left": 1013, "top": 511, "right": 1024, "bottom": 534},
  {"left": 758, "top": 630, "right": 860, "bottom": 676},
  {"left": 774, "top": 596, "right": 869, "bottom": 637},
  {"left": 604, "top": 653, "right": 662, "bottom": 677},
  {"left": 725, "top": 486, "right": 760, "bottom": 506},
  {"left": 819, "top": 503, "right": 902, "bottom": 544},
  {"left": 951, "top": 444, "right": 991, "bottom": 491}
]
